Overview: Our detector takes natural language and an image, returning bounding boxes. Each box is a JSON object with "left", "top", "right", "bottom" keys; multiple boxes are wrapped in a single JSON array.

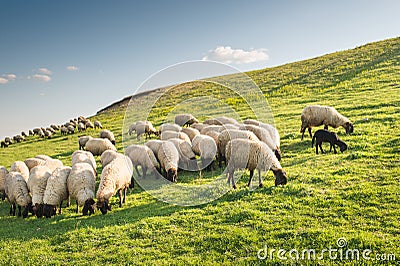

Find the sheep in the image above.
[
  {"left": 29, "top": 129, "right": 34, "bottom": 136},
  {"left": 44, "top": 130, "right": 52, "bottom": 139},
  {"left": 204, "top": 131, "right": 220, "bottom": 148},
  {"left": 174, "top": 114, "right": 199, "bottom": 127},
  {"left": 46, "top": 127, "right": 56, "bottom": 134},
  {"left": 226, "top": 139, "right": 288, "bottom": 189},
  {"left": 239, "top": 124, "right": 281, "bottom": 161},
  {"left": 300, "top": 105, "right": 354, "bottom": 140},
  {"left": 85, "top": 120, "right": 94, "bottom": 129},
  {"left": 244, "top": 119, "right": 281, "bottom": 155},
  {"left": 100, "top": 129, "right": 116, "bottom": 145},
  {"left": 167, "top": 138, "right": 197, "bottom": 171},
  {"left": 0, "top": 166, "right": 9, "bottom": 200},
  {"left": 10, "top": 161, "right": 29, "bottom": 182},
  {"left": 67, "top": 125, "right": 75, "bottom": 134},
  {"left": 217, "top": 129, "right": 259, "bottom": 167},
  {"left": 50, "top": 124, "right": 60, "bottom": 131},
  {"left": 77, "top": 122, "right": 86, "bottom": 132},
  {"left": 61, "top": 126, "right": 68, "bottom": 135},
  {"left": 129, "top": 121, "right": 158, "bottom": 139},
  {"left": 181, "top": 127, "right": 200, "bottom": 141},
  {"left": 85, "top": 138, "right": 117, "bottom": 156},
  {"left": 38, "top": 129, "right": 45, "bottom": 138},
  {"left": 190, "top": 123, "right": 207, "bottom": 131},
  {"left": 124, "top": 145, "right": 159, "bottom": 179},
  {"left": 191, "top": 135, "right": 217, "bottom": 171},
  {"left": 13, "top": 135, "right": 25, "bottom": 143},
  {"left": 312, "top": 129, "right": 348, "bottom": 154},
  {"left": 1, "top": 141, "right": 8, "bottom": 148},
  {"left": 144, "top": 140, "right": 165, "bottom": 158},
  {"left": 160, "top": 131, "right": 191, "bottom": 144},
  {"left": 71, "top": 150, "right": 97, "bottom": 176},
  {"left": 27, "top": 166, "right": 52, "bottom": 218},
  {"left": 96, "top": 151, "right": 133, "bottom": 214},
  {"left": 24, "top": 155, "right": 63, "bottom": 172},
  {"left": 32, "top": 128, "right": 42, "bottom": 136},
  {"left": 4, "top": 172, "right": 33, "bottom": 218},
  {"left": 21, "top": 131, "right": 28, "bottom": 137},
  {"left": 67, "top": 162, "right": 96, "bottom": 215},
  {"left": 94, "top": 120, "right": 103, "bottom": 129},
  {"left": 157, "top": 141, "right": 179, "bottom": 182},
  {"left": 204, "top": 116, "right": 239, "bottom": 125},
  {"left": 200, "top": 125, "right": 223, "bottom": 135},
  {"left": 78, "top": 135, "right": 93, "bottom": 150},
  {"left": 159, "top": 123, "right": 182, "bottom": 133},
  {"left": 43, "top": 166, "right": 71, "bottom": 218}
]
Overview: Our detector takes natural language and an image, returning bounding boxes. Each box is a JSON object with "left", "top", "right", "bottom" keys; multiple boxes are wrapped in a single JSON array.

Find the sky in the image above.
[{"left": 1, "top": 0, "right": 399, "bottom": 139}]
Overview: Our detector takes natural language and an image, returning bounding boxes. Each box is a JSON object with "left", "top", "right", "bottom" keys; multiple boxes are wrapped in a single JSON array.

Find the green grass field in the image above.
[{"left": 0, "top": 37, "right": 399, "bottom": 265}]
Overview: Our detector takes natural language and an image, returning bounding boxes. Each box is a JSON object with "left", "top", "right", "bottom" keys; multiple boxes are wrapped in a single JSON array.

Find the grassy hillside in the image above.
[{"left": 0, "top": 37, "right": 399, "bottom": 265}]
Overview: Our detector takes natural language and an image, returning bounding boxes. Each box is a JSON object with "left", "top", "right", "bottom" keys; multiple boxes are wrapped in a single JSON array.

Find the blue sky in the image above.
[{"left": 1, "top": 0, "right": 399, "bottom": 139}]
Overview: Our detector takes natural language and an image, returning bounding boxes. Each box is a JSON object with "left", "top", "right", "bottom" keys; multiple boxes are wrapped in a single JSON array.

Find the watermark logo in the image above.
[{"left": 257, "top": 237, "right": 396, "bottom": 262}]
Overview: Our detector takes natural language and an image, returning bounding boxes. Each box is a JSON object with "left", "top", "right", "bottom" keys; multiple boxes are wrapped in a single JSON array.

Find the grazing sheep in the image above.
[
  {"left": 159, "top": 123, "right": 182, "bottom": 133},
  {"left": 94, "top": 120, "right": 103, "bottom": 129},
  {"left": 157, "top": 141, "right": 179, "bottom": 182},
  {"left": 200, "top": 125, "right": 223, "bottom": 135},
  {"left": 204, "top": 116, "right": 239, "bottom": 126},
  {"left": 144, "top": 140, "right": 165, "bottom": 158},
  {"left": 191, "top": 134, "right": 217, "bottom": 171},
  {"left": 67, "top": 162, "right": 96, "bottom": 215},
  {"left": 44, "top": 130, "right": 52, "bottom": 139},
  {"left": 125, "top": 145, "right": 159, "bottom": 179},
  {"left": 77, "top": 122, "right": 86, "bottom": 132},
  {"left": 85, "top": 138, "right": 117, "bottom": 156},
  {"left": 27, "top": 166, "right": 52, "bottom": 218},
  {"left": 1, "top": 141, "right": 8, "bottom": 148},
  {"left": 204, "top": 131, "right": 220, "bottom": 148},
  {"left": 67, "top": 125, "right": 75, "bottom": 134},
  {"left": 10, "top": 161, "right": 29, "bottom": 182},
  {"left": 181, "top": 127, "right": 200, "bottom": 141},
  {"left": 300, "top": 105, "right": 354, "bottom": 140},
  {"left": 244, "top": 120, "right": 281, "bottom": 156},
  {"left": 190, "top": 123, "right": 207, "bottom": 131},
  {"left": 71, "top": 150, "right": 97, "bottom": 176},
  {"left": 46, "top": 127, "right": 56, "bottom": 134},
  {"left": 217, "top": 129, "right": 259, "bottom": 167},
  {"left": 226, "top": 139, "right": 288, "bottom": 189},
  {"left": 85, "top": 120, "right": 94, "bottom": 129},
  {"left": 78, "top": 136, "right": 93, "bottom": 150},
  {"left": 0, "top": 166, "right": 9, "bottom": 200},
  {"left": 24, "top": 155, "right": 63, "bottom": 173},
  {"left": 167, "top": 138, "right": 197, "bottom": 170},
  {"left": 29, "top": 129, "right": 34, "bottom": 136},
  {"left": 160, "top": 131, "right": 191, "bottom": 143},
  {"left": 21, "top": 131, "right": 27, "bottom": 137},
  {"left": 96, "top": 151, "right": 133, "bottom": 215},
  {"left": 4, "top": 172, "right": 33, "bottom": 218},
  {"left": 60, "top": 126, "right": 68, "bottom": 135},
  {"left": 312, "top": 129, "right": 348, "bottom": 154},
  {"left": 174, "top": 114, "right": 199, "bottom": 127},
  {"left": 50, "top": 124, "right": 60, "bottom": 131},
  {"left": 38, "top": 129, "right": 45, "bottom": 138},
  {"left": 13, "top": 135, "right": 25, "bottom": 143},
  {"left": 100, "top": 129, "right": 116, "bottom": 145},
  {"left": 129, "top": 121, "right": 158, "bottom": 139},
  {"left": 43, "top": 166, "right": 71, "bottom": 218},
  {"left": 33, "top": 128, "right": 42, "bottom": 136}
]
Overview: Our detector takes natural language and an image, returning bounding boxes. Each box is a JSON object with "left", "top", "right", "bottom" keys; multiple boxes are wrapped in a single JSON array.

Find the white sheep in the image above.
[
  {"left": 144, "top": 140, "right": 165, "bottom": 158},
  {"left": 190, "top": 123, "right": 207, "bottom": 131},
  {"left": 159, "top": 123, "right": 182, "bottom": 133},
  {"left": 244, "top": 119, "right": 281, "bottom": 150},
  {"left": 125, "top": 145, "right": 159, "bottom": 178},
  {"left": 226, "top": 139, "right": 288, "bottom": 189},
  {"left": 78, "top": 122, "right": 86, "bottom": 132},
  {"left": 204, "top": 131, "right": 220, "bottom": 149},
  {"left": 24, "top": 155, "right": 64, "bottom": 172},
  {"left": 78, "top": 135, "right": 93, "bottom": 150},
  {"left": 160, "top": 130, "right": 191, "bottom": 144},
  {"left": 200, "top": 125, "right": 223, "bottom": 135},
  {"left": 217, "top": 129, "right": 259, "bottom": 167},
  {"left": 300, "top": 105, "right": 354, "bottom": 140},
  {"left": 71, "top": 150, "right": 97, "bottom": 176},
  {"left": 96, "top": 151, "right": 133, "bottom": 214},
  {"left": 67, "top": 125, "right": 75, "bottom": 134},
  {"left": 191, "top": 134, "right": 217, "bottom": 171},
  {"left": 85, "top": 138, "right": 117, "bottom": 156},
  {"left": 10, "top": 161, "right": 29, "bottom": 182},
  {"left": 0, "top": 166, "right": 9, "bottom": 200},
  {"left": 174, "top": 114, "right": 199, "bottom": 127},
  {"left": 4, "top": 172, "right": 32, "bottom": 218},
  {"left": 129, "top": 121, "right": 158, "bottom": 139},
  {"left": 42, "top": 166, "right": 72, "bottom": 218},
  {"left": 157, "top": 141, "right": 179, "bottom": 182},
  {"left": 100, "top": 129, "right": 116, "bottom": 145},
  {"left": 94, "top": 120, "right": 103, "bottom": 129},
  {"left": 85, "top": 120, "right": 94, "bottom": 129},
  {"left": 167, "top": 138, "right": 197, "bottom": 171},
  {"left": 204, "top": 116, "right": 239, "bottom": 125},
  {"left": 181, "top": 127, "right": 200, "bottom": 141},
  {"left": 67, "top": 162, "right": 96, "bottom": 215},
  {"left": 27, "top": 165, "right": 52, "bottom": 218}
]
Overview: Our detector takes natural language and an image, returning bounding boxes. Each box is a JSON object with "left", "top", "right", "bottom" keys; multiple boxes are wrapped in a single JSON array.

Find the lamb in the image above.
[
  {"left": 300, "top": 105, "right": 354, "bottom": 140},
  {"left": 181, "top": 127, "right": 200, "bottom": 141},
  {"left": 312, "top": 129, "right": 348, "bottom": 154},
  {"left": 191, "top": 135, "right": 217, "bottom": 171},
  {"left": 157, "top": 141, "right": 179, "bottom": 182},
  {"left": 43, "top": 166, "right": 72, "bottom": 218},
  {"left": 27, "top": 166, "right": 52, "bottom": 218},
  {"left": 96, "top": 151, "right": 133, "bottom": 214},
  {"left": 160, "top": 131, "right": 191, "bottom": 144},
  {"left": 159, "top": 123, "right": 182, "bottom": 133},
  {"left": 4, "top": 172, "right": 33, "bottom": 218},
  {"left": 144, "top": 140, "right": 165, "bottom": 158},
  {"left": 71, "top": 150, "right": 97, "bottom": 176},
  {"left": 94, "top": 120, "right": 103, "bottom": 129},
  {"left": 226, "top": 139, "right": 288, "bottom": 189},
  {"left": 174, "top": 114, "right": 199, "bottom": 127},
  {"left": 100, "top": 129, "right": 116, "bottom": 145},
  {"left": 10, "top": 161, "right": 29, "bottom": 182},
  {"left": 125, "top": 145, "right": 159, "bottom": 179},
  {"left": 67, "top": 162, "right": 96, "bottom": 215},
  {"left": 85, "top": 138, "right": 117, "bottom": 156},
  {"left": 0, "top": 166, "right": 9, "bottom": 200},
  {"left": 167, "top": 138, "right": 197, "bottom": 171},
  {"left": 239, "top": 124, "right": 281, "bottom": 161},
  {"left": 217, "top": 129, "right": 259, "bottom": 166},
  {"left": 78, "top": 136, "right": 93, "bottom": 150}
]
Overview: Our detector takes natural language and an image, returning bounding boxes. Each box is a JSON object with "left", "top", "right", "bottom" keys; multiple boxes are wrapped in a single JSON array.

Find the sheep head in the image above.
[
  {"left": 33, "top": 203, "right": 44, "bottom": 218},
  {"left": 96, "top": 199, "right": 111, "bottom": 215},
  {"left": 344, "top": 122, "right": 354, "bottom": 134},
  {"left": 43, "top": 204, "right": 56, "bottom": 218},
  {"left": 83, "top": 198, "right": 96, "bottom": 216},
  {"left": 167, "top": 168, "right": 177, "bottom": 183},
  {"left": 22, "top": 203, "right": 33, "bottom": 218},
  {"left": 272, "top": 169, "right": 288, "bottom": 186}
]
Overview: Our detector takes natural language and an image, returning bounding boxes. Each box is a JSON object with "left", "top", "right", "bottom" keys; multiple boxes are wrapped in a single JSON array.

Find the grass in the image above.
[{"left": 0, "top": 37, "right": 399, "bottom": 265}]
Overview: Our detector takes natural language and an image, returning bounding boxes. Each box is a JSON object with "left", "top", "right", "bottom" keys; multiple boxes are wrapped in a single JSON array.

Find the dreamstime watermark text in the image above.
[{"left": 257, "top": 238, "right": 396, "bottom": 262}]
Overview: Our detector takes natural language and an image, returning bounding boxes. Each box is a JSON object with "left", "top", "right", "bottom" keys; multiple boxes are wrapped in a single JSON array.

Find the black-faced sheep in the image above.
[
  {"left": 300, "top": 105, "right": 354, "bottom": 140},
  {"left": 174, "top": 114, "right": 199, "bottom": 127},
  {"left": 85, "top": 138, "right": 117, "bottom": 156},
  {"left": 1, "top": 141, "right": 8, "bottom": 148},
  {"left": 157, "top": 141, "right": 179, "bottom": 182},
  {"left": 78, "top": 136, "right": 93, "bottom": 150},
  {"left": 85, "top": 120, "right": 94, "bottom": 129},
  {"left": 125, "top": 145, "right": 159, "bottom": 179},
  {"left": 27, "top": 166, "right": 52, "bottom": 218},
  {"left": 312, "top": 129, "right": 348, "bottom": 154},
  {"left": 100, "top": 129, "right": 116, "bottom": 145},
  {"left": 5, "top": 172, "right": 33, "bottom": 218},
  {"left": 43, "top": 166, "right": 71, "bottom": 218},
  {"left": 226, "top": 139, "right": 288, "bottom": 189},
  {"left": 94, "top": 120, "right": 103, "bottom": 129}
]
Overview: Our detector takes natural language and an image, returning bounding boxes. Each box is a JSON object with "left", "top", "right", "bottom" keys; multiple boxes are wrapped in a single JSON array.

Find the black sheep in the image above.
[{"left": 312, "top": 129, "right": 347, "bottom": 154}]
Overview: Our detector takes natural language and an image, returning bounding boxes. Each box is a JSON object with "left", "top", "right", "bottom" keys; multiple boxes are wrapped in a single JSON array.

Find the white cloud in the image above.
[
  {"left": 0, "top": 77, "right": 8, "bottom": 84},
  {"left": 66, "top": 66, "right": 79, "bottom": 71},
  {"left": 202, "top": 46, "right": 269, "bottom": 64},
  {"left": 38, "top": 68, "right": 52, "bottom": 75},
  {"left": 4, "top": 74, "right": 16, "bottom": 80},
  {"left": 29, "top": 74, "right": 51, "bottom": 82}
]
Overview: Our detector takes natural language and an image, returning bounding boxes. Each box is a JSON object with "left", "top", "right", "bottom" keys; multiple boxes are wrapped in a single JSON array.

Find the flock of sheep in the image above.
[{"left": 0, "top": 104, "right": 353, "bottom": 218}]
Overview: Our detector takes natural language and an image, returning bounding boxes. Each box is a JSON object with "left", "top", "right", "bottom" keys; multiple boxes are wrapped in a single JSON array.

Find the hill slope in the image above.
[{"left": 0, "top": 37, "right": 399, "bottom": 265}]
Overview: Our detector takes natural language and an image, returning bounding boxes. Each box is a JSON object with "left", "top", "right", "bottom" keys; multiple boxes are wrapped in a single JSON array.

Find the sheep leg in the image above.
[
  {"left": 67, "top": 196, "right": 70, "bottom": 207},
  {"left": 258, "top": 169, "right": 263, "bottom": 188},
  {"left": 118, "top": 189, "right": 123, "bottom": 207},
  {"left": 59, "top": 201, "right": 63, "bottom": 214},
  {"left": 316, "top": 141, "right": 319, "bottom": 154},
  {"left": 301, "top": 128, "right": 306, "bottom": 140},
  {"left": 10, "top": 203, "right": 15, "bottom": 216},
  {"left": 333, "top": 145, "right": 337, "bottom": 154},
  {"left": 17, "top": 205, "right": 22, "bottom": 217},
  {"left": 229, "top": 171, "right": 237, "bottom": 189},
  {"left": 248, "top": 169, "right": 254, "bottom": 187},
  {"left": 75, "top": 200, "right": 79, "bottom": 213},
  {"left": 142, "top": 166, "right": 147, "bottom": 179},
  {"left": 134, "top": 165, "right": 141, "bottom": 178},
  {"left": 308, "top": 128, "right": 312, "bottom": 138},
  {"left": 319, "top": 142, "right": 325, "bottom": 154},
  {"left": 123, "top": 187, "right": 127, "bottom": 204}
]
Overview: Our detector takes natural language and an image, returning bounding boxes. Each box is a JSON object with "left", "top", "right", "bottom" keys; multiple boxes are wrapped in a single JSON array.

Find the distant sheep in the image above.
[
  {"left": 85, "top": 120, "right": 94, "bottom": 129},
  {"left": 10, "top": 161, "right": 29, "bottom": 182},
  {"left": 174, "top": 114, "right": 199, "bottom": 127},
  {"left": 4, "top": 172, "right": 33, "bottom": 218},
  {"left": 100, "top": 129, "right": 116, "bottom": 145},
  {"left": 129, "top": 121, "right": 158, "bottom": 139},
  {"left": 190, "top": 123, "right": 207, "bottom": 131},
  {"left": 226, "top": 139, "right": 288, "bottom": 189},
  {"left": 85, "top": 138, "right": 117, "bottom": 156},
  {"left": 24, "top": 155, "right": 63, "bottom": 173},
  {"left": 1, "top": 141, "right": 8, "bottom": 148},
  {"left": 27, "top": 166, "right": 52, "bottom": 218},
  {"left": 204, "top": 116, "right": 239, "bottom": 126},
  {"left": 312, "top": 129, "right": 348, "bottom": 154},
  {"left": 94, "top": 120, "right": 103, "bottom": 129},
  {"left": 157, "top": 141, "right": 179, "bottom": 182},
  {"left": 78, "top": 122, "right": 86, "bottom": 132},
  {"left": 60, "top": 126, "right": 68, "bottom": 135},
  {"left": 0, "top": 166, "right": 9, "bottom": 200},
  {"left": 125, "top": 145, "right": 159, "bottom": 178},
  {"left": 67, "top": 125, "right": 75, "bottom": 134},
  {"left": 78, "top": 136, "right": 93, "bottom": 150},
  {"left": 200, "top": 125, "right": 223, "bottom": 135},
  {"left": 159, "top": 123, "right": 182, "bottom": 133},
  {"left": 300, "top": 105, "right": 354, "bottom": 140}
]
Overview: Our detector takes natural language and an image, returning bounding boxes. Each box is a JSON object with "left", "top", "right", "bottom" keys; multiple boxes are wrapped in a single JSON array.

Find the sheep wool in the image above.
[
  {"left": 217, "top": 129, "right": 259, "bottom": 163},
  {"left": 192, "top": 135, "right": 217, "bottom": 160},
  {"left": 200, "top": 125, "right": 223, "bottom": 135},
  {"left": 167, "top": 138, "right": 196, "bottom": 170},
  {"left": 125, "top": 145, "right": 159, "bottom": 177},
  {"left": 71, "top": 150, "right": 97, "bottom": 174},
  {"left": 10, "top": 161, "right": 30, "bottom": 182},
  {"left": 160, "top": 131, "right": 191, "bottom": 144},
  {"left": 181, "top": 127, "right": 200, "bottom": 141},
  {"left": 174, "top": 114, "right": 199, "bottom": 127},
  {"left": 100, "top": 129, "right": 116, "bottom": 145},
  {"left": 190, "top": 123, "right": 207, "bottom": 131},
  {"left": 67, "top": 162, "right": 96, "bottom": 207},
  {"left": 157, "top": 141, "right": 179, "bottom": 182},
  {"left": 144, "top": 140, "right": 165, "bottom": 157},
  {"left": 85, "top": 138, "right": 117, "bottom": 156},
  {"left": 78, "top": 136, "right": 93, "bottom": 150},
  {"left": 43, "top": 166, "right": 71, "bottom": 206},
  {"left": 5, "top": 172, "right": 32, "bottom": 217},
  {"left": 28, "top": 166, "right": 52, "bottom": 206},
  {"left": 159, "top": 123, "right": 182, "bottom": 133}
]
